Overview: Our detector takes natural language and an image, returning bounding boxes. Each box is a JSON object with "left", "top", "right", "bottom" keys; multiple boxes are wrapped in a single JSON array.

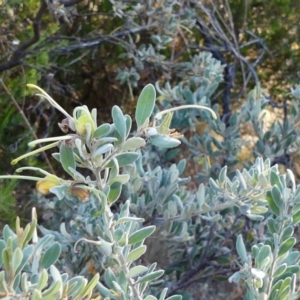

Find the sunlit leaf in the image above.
[{"left": 135, "top": 84, "right": 156, "bottom": 129}]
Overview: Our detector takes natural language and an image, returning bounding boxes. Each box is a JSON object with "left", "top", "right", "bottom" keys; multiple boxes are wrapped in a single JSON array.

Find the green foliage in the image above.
[
  {"left": 0, "top": 215, "right": 99, "bottom": 299},
  {"left": 3, "top": 1, "right": 300, "bottom": 298},
  {"left": 2, "top": 76, "right": 300, "bottom": 299}
]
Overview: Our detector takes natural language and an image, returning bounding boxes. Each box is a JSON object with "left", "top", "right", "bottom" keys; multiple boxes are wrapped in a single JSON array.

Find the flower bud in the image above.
[
  {"left": 36, "top": 175, "right": 60, "bottom": 194},
  {"left": 75, "top": 112, "right": 96, "bottom": 136}
]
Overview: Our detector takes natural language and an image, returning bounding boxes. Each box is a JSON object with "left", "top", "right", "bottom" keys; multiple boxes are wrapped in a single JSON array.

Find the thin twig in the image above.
[{"left": 0, "top": 79, "right": 55, "bottom": 174}]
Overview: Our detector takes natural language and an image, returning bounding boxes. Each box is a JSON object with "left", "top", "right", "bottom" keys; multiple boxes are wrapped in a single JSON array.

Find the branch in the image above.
[
  {"left": 60, "top": 0, "right": 84, "bottom": 7},
  {"left": 0, "top": 0, "right": 84, "bottom": 72},
  {"left": 0, "top": 1, "right": 47, "bottom": 72},
  {"left": 51, "top": 23, "right": 158, "bottom": 54}
]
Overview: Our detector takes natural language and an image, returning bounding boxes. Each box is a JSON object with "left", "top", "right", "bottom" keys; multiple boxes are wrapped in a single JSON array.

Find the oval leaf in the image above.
[
  {"left": 41, "top": 242, "right": 61, "bottom": 269},
  {"left": 127, "top": 265, "right": 148, "bottom": 278},
  {"left": 107, "top": 182, "right": 122, "bottom": 204},
  {"left": 127, "top": 245, "right": 147, "bottom": 262},
  {"left": 278, "top": 237, "right": 296, "bottom": 257},
  {"left": 93, "top": 123, "right": 111, "bottom": 138},
  {"left": 135, "top": 84, "right": 156, "bottom": 129},
  {"left": 60, "top": 143, "right": 76, "bottom": 176},
  {"left": 128, "top": 226, "right": 156, "bottom": 245},
  {"left": 112, "top": 106, "right": 126, "bottom": 141},
  {"left": 122, "top": 137, "right": 146, "bottom": 151},
  {"left": 135, "top": 269, "right": 164, "bottom": 284},
  {"left": 150, "top": 135, "right": 181, "bottom": 148},
  {"left": 266, "top": 190, "right": 280, "bottom": 216}
]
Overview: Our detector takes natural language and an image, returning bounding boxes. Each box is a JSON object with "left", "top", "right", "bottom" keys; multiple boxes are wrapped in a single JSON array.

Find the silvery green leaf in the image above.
[
  {"left": 280, "top": 226, "right": 294, "bottom": 244},
  {"left": 176, "top": 159, "right": 186, "bottom": 175},
  {"left": 150, "top": 135, "right": 181, "bottom": 148},
  {"left": 115, "top": 217, "right": 144, "bottom": 225},
  {"left": 128, "top": 226, "right": 156, "bottom": 245},
  {"left": 291, "top": 202, "right": 300, "bottom": 215},
  {"left": 40, "top": 242, "right": 61, "bottom": 269},
  {"left": 92, "top": 143, "right": 114, "bottom": 158},
  {"left": 21, "top": 272, "right": 28, "bottom": 292},
  {"left": 236, "top": 169, "right": 247, "bottom": 190},
  {"left": 127, "top": 265, "right": 148, "bottom": 278},
  {"left": 127, "top": 245, "right": 147, "bottom": 262},
  {"left": 2, "top": 249, "right": 9, "bottom": 272},
  {"left": 125, "top": 114, "right": 132, "bottom": 138},
  {"left": 287, "top": 169, "right": 296, "bottom": 192},
  {"left": 250, "top": 206, "right": 268, "bottom": 215},
  {"left": 109, "top": 174, "right": 130, "bottom": 185},
  {"left": 93, "top": 123, "right": 111, "bottom": 138},
  {"left": 52, "top": 152, "right": 60, "bottom": 162},
  {"left": 200, "top": 214, "right": 221, "bottom": 222},
  {"left": 133, "top": 178, "right": 142, "bottom": 192},
  {"left": 228, "top": 271, "right": 247, "bottom": 283},
  {"left": 281, "top": 251, "right": 300, "bottom": 265},
  {"left": 77, "top": 273, "right": 99, "bottom": 299},
  {"left": 0, "top": 271, "right": 8, "bottom": 293},
  {"left": 3, "top": 225, "right": 16, "bottom": 243},
  {"left": 97, "top": 282, "right": 116, "bottom": 299},
  {"left": 15, "top": 245, "right": 34, "bottom": 277},
  {"left": 11, "top": 248, "right": 22, "bottom": 276},
  {"left": 135, "top": 269, "right": 164, "bottom": 284},
  {"left": 144, "top": 296, "right": 157, "bottom": 300},
  {"left": 277, "top": 277, "right": 291, "bottom": 300},
  {"left": 270, "top": 170, "right": 283, "bottom": 190},
  {"left": 104, "top": 268, "right": 118, "bottom": 289},
  {"left": 112, "top": 105, "right": 126, "bottom": 141},
  {"left": 274, "top": 263, "right": 287, "bottom": 277},
  {"left": 41, "top": 278, "right": 62, "bottom": 298},
  {"left": 166, "top": 296, "right": 182, "bottom": 300},
  {"left": 236, "top": 234, "right": 248, "bottom": 263},
  {"left": 0, "top": 237, "right": 8, "bottom": 256},
  {"left": 267, "top": 219, "right": 278, "bottom": 234},
  {"left": 278, "top": 237, "right": 296, "bottom": 257},
  {"left": 31, "top": 289, "right": 42, "bottom": 300},
  {"left": 209, "top": 178, "right": 222, "bottom": 192},
  {"left": 106, "top": 152, "right": 140, "bottom": 168},
  {"left": 67, "top": 276, "right": 87, "bottom": 297},
  {"left": 266, "top": 190, "right": 280, "bottom": 216},
  {"left": 168, "top": 201, "right": 177, "bottom": 217},
  {"left": 292, "top": 210, "right": 300, "bottom": 225},
  {"left": 270, "top": 280, "right": 282, "bottom": 299},
  {"left": 36, "top": 269, "right": 49, "bottom": 290},
  {"left": 196, "top": 183, "right": 205, "bottom": 208},
  {"left": 107, "top": 182, "right": 122, "bottom": 204},
  {"left": 218, "top": 166, "right": 227, "bottom": 185},
  {"left": 47, "top": 268, "right": 63, "bottom": 298},
  {"left": 60, "top": 143, "right": 76, "bottom": 176},
  {"left": 122, "top": 137, "right": 146, "bottom": 151},
  {"left": 256, "top": 245, "right": 272, "bottom": 269},
  {"left": 59, "top": 223, "right": 73, "bottom": 241},
  {"left": 271, "top": 185, "right": 284, "bottom": 211},
  {"left": 159, "top": 288, "right": 168, "bottom": 300},
  {"left": 135, "top": 84, "right": 156, "bottom": 129}
]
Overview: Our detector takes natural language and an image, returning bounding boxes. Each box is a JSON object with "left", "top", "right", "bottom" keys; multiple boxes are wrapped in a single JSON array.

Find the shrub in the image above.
[{"left": 2, "top": 65, "right": 300, "bottom": 299}]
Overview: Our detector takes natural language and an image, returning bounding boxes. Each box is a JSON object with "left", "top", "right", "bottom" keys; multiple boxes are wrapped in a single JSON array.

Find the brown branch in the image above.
[
  {"left": 0, "top": 1, "right": 47, "bottom": 72},
  {"left": 60, "top": 0, "right": 84, "bottom": 7},
  {"left": 0, "top": 0, "right": 84, "bottom": 72}
]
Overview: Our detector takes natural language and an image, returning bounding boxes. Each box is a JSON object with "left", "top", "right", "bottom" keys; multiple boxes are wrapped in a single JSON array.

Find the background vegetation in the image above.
[{"left": 1, "top": 0, "right": 300, "bottom": 299}]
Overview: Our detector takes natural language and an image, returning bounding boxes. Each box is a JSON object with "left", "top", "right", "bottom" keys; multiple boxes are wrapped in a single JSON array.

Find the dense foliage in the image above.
[{"left": 1, "top": 0, "right": 300, "bottom": 299}]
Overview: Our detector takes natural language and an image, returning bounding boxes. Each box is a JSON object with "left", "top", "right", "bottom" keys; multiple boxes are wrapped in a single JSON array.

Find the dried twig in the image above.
[{"left": 0, "top": 79, "right": 55, "bottom": 174}]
